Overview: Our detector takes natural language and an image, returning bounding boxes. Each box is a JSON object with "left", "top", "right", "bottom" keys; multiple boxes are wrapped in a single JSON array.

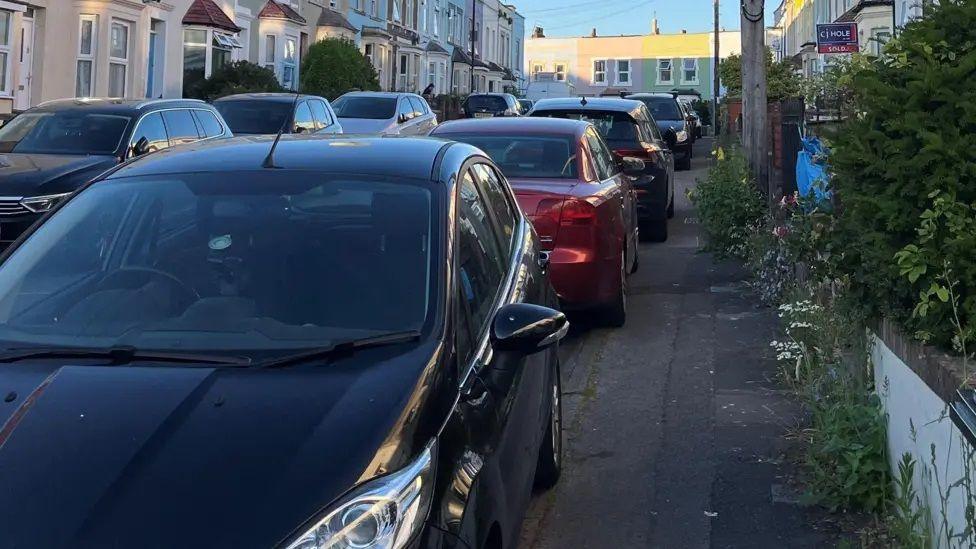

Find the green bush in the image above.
[
  {"left": 830, "top": 0, "right": 976, "bottom": 348},
  {"left": 300, "top": 38, "right": 380, "bottom": 100},
  {"left": 718, "top": 51, "right": 804, "bottom": 101},
  {"left": 688, "top": 147, "right": 766, "bottom": 259},
  {"left": 184, "top": 61, "right": 283, "bottom": 101}
]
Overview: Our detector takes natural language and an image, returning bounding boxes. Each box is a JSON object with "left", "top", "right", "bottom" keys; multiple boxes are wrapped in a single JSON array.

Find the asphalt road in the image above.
[{"left": 518, "top": 137, "right": 833, "bottom": 549}]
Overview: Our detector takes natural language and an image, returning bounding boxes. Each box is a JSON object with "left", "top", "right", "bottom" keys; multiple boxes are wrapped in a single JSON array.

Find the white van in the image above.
[{"left": 524, "top": 74, "right": 577, "bottom": 103}]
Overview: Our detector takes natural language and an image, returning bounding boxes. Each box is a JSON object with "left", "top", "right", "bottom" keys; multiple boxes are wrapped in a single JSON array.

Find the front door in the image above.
[{"left": 14, "top": 17, "right": 33, "bottom": 111}]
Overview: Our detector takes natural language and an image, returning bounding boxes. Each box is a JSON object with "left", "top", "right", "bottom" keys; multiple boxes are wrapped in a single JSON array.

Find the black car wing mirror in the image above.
[
  {"left": 131, "top": 136, "right": 151, "bottom": 157},
  {"left": 398, "top": 113, "right": 409, "bottom": 124},
  {"left": 491, "top": 303, "right": 569, "bottom": 355},
  {"left": 619, "top": 156, "right": 646, "bottom": 176},
  {"left": 664, "top": 127, "right": 678, "bottom": 148}
]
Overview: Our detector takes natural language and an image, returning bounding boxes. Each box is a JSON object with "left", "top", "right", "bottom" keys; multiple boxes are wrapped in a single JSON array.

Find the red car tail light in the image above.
[
  {"left": 558, "top": 198, "right": 596, "bottom": 226},
  {"left": 613, "top": 142, "right": 661, "bottom": 164}
]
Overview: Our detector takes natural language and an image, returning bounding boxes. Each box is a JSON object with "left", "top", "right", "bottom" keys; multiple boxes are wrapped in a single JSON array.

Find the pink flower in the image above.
[{"left": 772, "top": 226, "right": 789, "bottom": 239}]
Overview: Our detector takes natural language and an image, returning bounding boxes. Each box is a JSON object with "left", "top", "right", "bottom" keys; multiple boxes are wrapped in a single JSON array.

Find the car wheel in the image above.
[
  {"left": 534, "top": 358, "right": 563, "bottom": 489},
  {"left": 600, "top": 251, "right": 628, "bottom": 327},
  {"left": 676, "top": 150, "right": 692, "bottom": 171}
]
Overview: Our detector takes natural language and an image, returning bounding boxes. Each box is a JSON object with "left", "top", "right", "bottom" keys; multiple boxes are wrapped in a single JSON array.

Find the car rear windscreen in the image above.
[
  {"left": 214, "top": 100, "right": 292, "bottom": 134},
  {"left": 465, "top": 96, "right": 509, "bottom": 112},
  {"left": 532, "top": 110, "right": 640, "bottom": 149},
  {"left": 0, "top": 112, "right": 129, "bottom": 154},
  {"left": 332, "top": 97, "right": 398, "bottom": 119},
  {"left": 636, "top": 97, "right": 683, "bottom": 121},
  {"left": 442, "top": 134, "right": 578, "bottom": 179}
]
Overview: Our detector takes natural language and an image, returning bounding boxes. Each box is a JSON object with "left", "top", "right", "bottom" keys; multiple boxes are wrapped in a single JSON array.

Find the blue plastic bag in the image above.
[{"left": 796, "top": 136, "right": 831, "bottom": 206}]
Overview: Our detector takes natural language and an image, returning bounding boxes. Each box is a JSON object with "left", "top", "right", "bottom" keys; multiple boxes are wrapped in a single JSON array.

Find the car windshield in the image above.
[
  {"left": 465, "top": 95, "right": 509, "bottom": 111},
  {"left": 332, "top": 97, "right": 398, "bottom": 119},
  {"left": 635, "top": 97, "right": 682, "bottom": 121},
  {"left": 214, "top": 100, "right": 292, "bottom": 134},
  {"left": 0, "top": 172, "right": 437, "bottom": 356},
  {"left": 533, "top": 110, "right": 639, "bottom": 149},
  {"left": 0, "top": 112, "right": 129, "bottom": 154},
  {"left": 441, "top": 134, "right": 578, "bottom": 179}
]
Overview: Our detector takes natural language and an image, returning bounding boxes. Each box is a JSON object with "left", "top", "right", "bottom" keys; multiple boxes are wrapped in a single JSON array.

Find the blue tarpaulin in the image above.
[{"left": 796, "top": 136, "right": 831, "bottom": 205}]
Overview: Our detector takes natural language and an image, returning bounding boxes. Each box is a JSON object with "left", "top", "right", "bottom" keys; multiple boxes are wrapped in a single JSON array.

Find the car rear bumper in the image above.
[
  {"left": 548, "top": 246, "right": 617, "bottom": 309},
  {"left": 633, "top": 169, "right": 669, "bottom": 222}
]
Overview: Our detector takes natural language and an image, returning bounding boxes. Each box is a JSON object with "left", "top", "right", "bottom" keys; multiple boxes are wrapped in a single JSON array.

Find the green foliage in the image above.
[
  {"left": 184, "top": 61, "right": 283, "bottom": 101},
  {"left": 719, "top": 51, "right": 804, "bottom": 101},
  {"left": 687, "top": 147, "right": 766, "bottom": 259},
  {"left": 830, "top": 0, "right": 976, "bottom": 350},
  {"left": 889, "top": 453, "right": 933, "bottom": 549},
  {"left": 300, "top": 38, "right": 380, "bottom": 100}
]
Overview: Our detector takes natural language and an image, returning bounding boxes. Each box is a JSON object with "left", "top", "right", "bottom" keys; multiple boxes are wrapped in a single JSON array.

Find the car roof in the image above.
[
  {"left": 105, "top": 135, "right": 454, "bottom": 181},
  {"left": 626, "top": 93, "right": 677, "bottom": 100},
  {"left": 214, "top": 93, "right": 327, "bottom": 103},
  {"left": 532, "top": 97, "right": 646, "bottom": 116},
  {"left": 338, "top": 91, "right": 417, "bottom": 99},
  {"left": 32, "top": 97, "right": 211, "bottom": 115},
  {"left": 466, "top": 93, "right": 513, "bottom": 98},
  {"left": 432, "top": 117, "right": 589, "bottom": 138}
]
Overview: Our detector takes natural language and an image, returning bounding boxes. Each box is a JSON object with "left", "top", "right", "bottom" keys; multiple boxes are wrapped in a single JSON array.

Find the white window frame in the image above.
[
  {"left": 592, "top": 58, "right": 607, "bottom": 86},
  {"left": 553, "top": 61, "right": 567, "bottom": 82},
  {"left": 0, "top": 10, "right": 13, "bottom": 96},
  {"left": 433, "top": 0, "right": 440, "bottom": 37},
  {"left": 681, "top": 58, "right": 698, "bottom": 84},
  {"left": 657, "top": 58, "right": 673, "bottom": 85},
  {"left": 76, "top": 14, "right": 98, "bottom": 97},
  {"left": 282, "top": 34, "right": 298, "bottom": 90},
  {"left": 264, "top": 34, "right": 276, "bottom": 72},
  {"left": 616, "top": 59, "right": 631, "bottom": 86},
  {"left": 108, "top": 19, "right": 131, "bottom": 97}
]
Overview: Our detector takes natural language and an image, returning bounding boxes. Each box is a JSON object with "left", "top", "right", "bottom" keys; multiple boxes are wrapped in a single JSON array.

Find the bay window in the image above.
[
  {"left": 183, "top": 28, "right": 243, "bottom": 97},
  {"left": 264, "top": 34, "right": 276, "bottom": 71}
]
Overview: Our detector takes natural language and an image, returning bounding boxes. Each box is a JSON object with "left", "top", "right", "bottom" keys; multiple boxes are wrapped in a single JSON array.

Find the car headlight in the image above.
[
  {"left": 285, "top": 440, "right": 437, "bottom": 549},
  {"left": 20, "top": 192, "right": 72, "bottom": 213},
  {"left": 675, "top": 130, "right": 689, "bottom": 143}
]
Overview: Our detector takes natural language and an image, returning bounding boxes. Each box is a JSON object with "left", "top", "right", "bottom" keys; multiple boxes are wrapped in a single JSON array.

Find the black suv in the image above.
[
  {"left": 0, "top": 98, "right": 231, "bottom": 245},
  {"left": 460, "top": 93, "right": 523, "bottom": 118},
  {"left": 626, "top": 93, "right": 694, "bottom": 170}
]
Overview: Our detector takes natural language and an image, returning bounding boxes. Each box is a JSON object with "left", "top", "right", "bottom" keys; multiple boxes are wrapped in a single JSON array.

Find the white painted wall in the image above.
[{"left": 872, "top": 332, "right": 975, "bottom": 548}]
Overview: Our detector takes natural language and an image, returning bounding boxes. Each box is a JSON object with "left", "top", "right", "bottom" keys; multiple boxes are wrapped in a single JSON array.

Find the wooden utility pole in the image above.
[
  {"left": 740, "top": 0, "right": 768, "bottom": 193},
  {"left": 713, "top": 0, "right": 720, "bottom": 133}
]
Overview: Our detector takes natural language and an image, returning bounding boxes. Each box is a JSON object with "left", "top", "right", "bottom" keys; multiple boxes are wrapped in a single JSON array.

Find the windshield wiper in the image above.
[
  {"left": 0, "top": 346, "right": 251, "bottom": 366},
  {"left": 256, "top": 330, "right": 422, "bottom": 369}
]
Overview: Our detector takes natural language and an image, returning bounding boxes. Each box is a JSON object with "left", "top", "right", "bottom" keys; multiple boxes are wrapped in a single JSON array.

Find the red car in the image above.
[{"left": 431, "top": 117, "right": 643, "bottom": 326}]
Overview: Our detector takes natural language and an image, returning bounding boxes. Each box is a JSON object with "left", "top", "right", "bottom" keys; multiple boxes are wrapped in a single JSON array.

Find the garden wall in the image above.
[{"left": 871, "top": 320, "right": 975, "bottom": 547}]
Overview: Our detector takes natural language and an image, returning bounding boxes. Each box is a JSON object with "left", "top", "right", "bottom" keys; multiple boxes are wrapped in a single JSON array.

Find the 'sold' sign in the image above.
[{"left": 817, "top": 23, "right": 859, "bottom": 53}]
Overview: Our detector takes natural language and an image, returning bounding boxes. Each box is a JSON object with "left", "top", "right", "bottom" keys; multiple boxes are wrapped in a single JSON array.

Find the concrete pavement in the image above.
[{"left": 519, "top": 138, "right": 835, "bottom": 548}]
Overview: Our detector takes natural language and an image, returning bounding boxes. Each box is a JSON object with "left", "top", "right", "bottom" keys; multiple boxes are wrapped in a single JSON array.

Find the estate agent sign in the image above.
[{"left": 817, "top": 23, "right": 859, "bottom": 53}]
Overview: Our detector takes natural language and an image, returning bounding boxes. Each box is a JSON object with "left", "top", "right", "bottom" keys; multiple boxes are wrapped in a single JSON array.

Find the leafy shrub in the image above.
[
  {"left": 184, "top": 61, "right": 283, "bottom": 101},
  {"left": 718, "top": 51, "right": 804, "bottom": 101},
  {"left": 830, "top": 0, "right": 976, "bottom": 348},
  {"left": 300, "top": 38, "right": 380, "bottom": 100},
  {"left": 688, "top": 147, "right": 766, "bottom": 259}
]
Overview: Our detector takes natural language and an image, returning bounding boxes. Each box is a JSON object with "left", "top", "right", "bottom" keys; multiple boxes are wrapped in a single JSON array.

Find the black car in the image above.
[
  {"left": 518, "top": 98, "right": 535, "bottom": 113},
  {"left": 0, "top": 134, "right": 567, "bottom": 549},
  {"left": 530, "top": 97, "right": 675, "bottom": 242},
  {"left": 0, "top": 98, "right": 231, "bottom": 245},
  {"left": 213, "top": 93, "right": 343, "bottom": 135},
  {"left": 461, "top": 93, "right": 523, "bottom": 118},
  {"left": 626, "top": 93, "right": 694, "bottom": 170}
]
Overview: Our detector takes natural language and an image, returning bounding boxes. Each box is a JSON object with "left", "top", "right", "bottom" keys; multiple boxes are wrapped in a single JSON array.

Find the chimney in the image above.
[
  {"left": 590, "top": 28, "right": 597, "bottom": 37},
  {"left": 532, "top": 26, "right": 545, "bottom": 38},
  {"left": 681, "top": 29, "right": 687, "bottom": 34},
  {"left": 652, "top": 17, "right": 660, "bottom": 35}
]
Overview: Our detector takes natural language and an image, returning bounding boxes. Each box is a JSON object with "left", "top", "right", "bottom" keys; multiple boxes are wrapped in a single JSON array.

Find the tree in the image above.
[
  {"left": 184, "top": 61, "right": 283, "bottom": 101},
  {"left": 719, "top": 51, "right": 803, "bottom": 101},
  {"left": 301, "top": 38, "right": 380, "bottom": 100}
]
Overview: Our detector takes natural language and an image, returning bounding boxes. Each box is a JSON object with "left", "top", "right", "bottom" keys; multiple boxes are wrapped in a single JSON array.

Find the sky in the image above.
[{"left": 514, "top": 0, "right": 779, "bottom": 38}]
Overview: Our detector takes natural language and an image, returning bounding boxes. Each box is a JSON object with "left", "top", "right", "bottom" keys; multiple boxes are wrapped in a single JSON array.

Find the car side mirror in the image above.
[
  {"left": 131, "top": 136, "right": 150, "bottom": 157},
  {"left": 491, "top": 303, "right": 569, "bottom": 355},
  {"left": 664, "top": 128, "right": 678, "bottom": 148},
  {"left": 619, "top": 156, "right": 646, "bottom": 176},
  {"left": 398, "top": 113, "right": 409, "bottom": 124}
]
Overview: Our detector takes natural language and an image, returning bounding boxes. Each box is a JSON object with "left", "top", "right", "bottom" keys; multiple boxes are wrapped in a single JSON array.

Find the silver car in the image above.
[{"left": 332, "top": 92, "right": 438, "bottom": 135}]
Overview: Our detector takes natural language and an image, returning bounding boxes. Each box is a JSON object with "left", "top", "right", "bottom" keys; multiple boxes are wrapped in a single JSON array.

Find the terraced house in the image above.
[
  {"left": 0, "top": 0, "right": 525, "bottom": 113},
  {"left": 525, "top": 20, "right": 741, "bottom": 101}
]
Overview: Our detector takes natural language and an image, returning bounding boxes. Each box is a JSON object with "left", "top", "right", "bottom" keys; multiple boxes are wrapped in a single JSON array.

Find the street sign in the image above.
[{"left": 817, "top": 23, "right": 859, "bottom": 53}]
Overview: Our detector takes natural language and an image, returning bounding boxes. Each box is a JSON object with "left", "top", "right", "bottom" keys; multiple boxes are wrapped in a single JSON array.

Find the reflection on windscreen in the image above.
[
  {"left": 465, "top": 96, "right": 508, "bottom": 111},
  {"left": 0, "top": 112, "right": 129, "bottom": 154},
  {"left": 445, "top": 135, "right": 578, "bottom": 179},
  {"left": 0, "top": 173, "right": 434, "bottom": 354},
  {"left": 535, "top": 110, "right": 639, "bottom": 148},
  {"left": 332, "top": 97, "right": 397, "bottom": 120},
  {"left": 214, "top": 101, "right": 292, "bottom": 134},
  {"left": 638, "top": 98, "right": 682, "bottom": 121}
]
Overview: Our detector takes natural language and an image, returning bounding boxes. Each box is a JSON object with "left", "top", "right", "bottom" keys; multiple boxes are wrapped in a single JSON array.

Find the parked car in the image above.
[
  {"left": 524, "top": 78, "right": 577, "bottom": 102},
  {"left": 460, "top": 93, "right": 523, "bottom": 118},
  {"left": 432, "top": 117, "right": 641, "bottom": 325},
  {"left": 678, "top": 100, "right": 701, "bottom": 142},
  {"left": 0, "top": 134, "right": 567, "bottom": 549},
  {"left": 0, "top": 97, "right": 230, "bottom": 247},
  {"left": 518, "top": 98, "right": 535, "bottom": 113},
  {"left": 213, "top": 93, "right": 342, "bottom": 135},
  {"left": 625, "top": 93, "right": 694, "bottom": 170},
  {"left": 332, "top": 91, "right": 437, "bottom": 135},
  {"left": 529, "top": 97, "right": 674, "bottom": 242}
]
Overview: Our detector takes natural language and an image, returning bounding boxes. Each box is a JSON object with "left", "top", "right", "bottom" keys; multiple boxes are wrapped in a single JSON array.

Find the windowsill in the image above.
[
  {"left": 657, "top": 81, "right": 674, "bottom": 86},
  {"left": 682, "top": 80, "right": 700, "bottom": 86},
  {"left": 592, "top": 81, "right": 608, "bottom": 87}
]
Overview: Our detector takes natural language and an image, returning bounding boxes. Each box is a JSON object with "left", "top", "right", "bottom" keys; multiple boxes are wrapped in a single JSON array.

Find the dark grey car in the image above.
[{"left": 213, "top": 93, "right": 343, "bottom": 136}]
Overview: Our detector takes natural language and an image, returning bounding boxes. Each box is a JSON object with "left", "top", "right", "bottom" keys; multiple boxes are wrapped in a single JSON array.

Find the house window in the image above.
[
  {"left": 554, "top": 62, "right": 566, "bottom": 82},
  {"left": 682, "top": 58, "right": 697, "bottom": 83},
  {"left": 452, "top": 67, "right": 460, "bottom": 93},
  {"left": 182, "top": 29, "right": 207, "bottom": 96},
  {"left": 77, "top": 15, "right": 98, "bottom": 97},
  {"left": 0, "top": 10, "right": 11, "bottom": 95},
  {"left": 433, "top": 0, "right": 440, "bottom": 36},
  {"left": 108, "top": 20, "right": 130, "bottom": 97},
  {"left": 428, "top": 61, "right": 436, "bottom": 88},
  {"left": 406, "top": 0, "right": 415, "bottom": 28},
  {"left": 282, "top": 36, "right": 297, "bottom": 89},
  {"left": 658, "top": 58, "right": 673, "bottom": 84},
  {"left": 398, "top": 53, "right": 408, "bottom": 90},
  {"left": 593, "top": 59, "right": 606, "bottom": 85},
  {"left": 616, "top": 59, "right": 630, "bottom": 85},
  {"left": 870, "top": 27, "right": 891, "bottom": 55},
  {"left": 264, "top": 34, "right": 276, "bottom": 71},
  {"left": 211, "top": 33, "right": 233, "bottom": 74},
  {"left": 364, "top": 43, "right": 374, "bottom": 66},
  {"left": 393, "top": 0, "right": 401, "bottom": 22}
]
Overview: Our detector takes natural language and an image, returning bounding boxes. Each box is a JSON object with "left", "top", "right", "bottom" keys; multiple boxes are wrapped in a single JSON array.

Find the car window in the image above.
[
  {"left": 472, "top": 163, "right": 517, "bottom": 260},
  {"left": 456, "top": 170, "right": 506, "bottom": 335},
  {"left": 464, "top": 95, "right": 508, "bottom": 112},
  {"left": 0, "top": 111, "right": 129, "bottom": 154},
  {"left": 214, "top": 100, "right": 292, "bottom": 134},
  {"left": 308, "top": 100, "right": 333, "bottom": 129},
  {"left": 585, "top": 130, "right": 616, "bottom": 180},
  {"left": 162, "top": 110, "right": 201, "bottom": 145},
  {"left": 129, "top": 112, "right": 169, "bottom": 155},
  {"left": 332, "top": 96, "right": 398, "bottom": 120},
  {"left": 192, "top": 110, "right": 225, "bottom": 138},
  {"left": 440, "top": 133, "right": 578, "bottom": 180},
  {"left": 537, "top": 109, "right": 640, "bottom": 151},
  {"left": 398, "top": 99, "right": 415, "bottom": 120},
  {"left": 408, "top": 97, "right": 425, "bottom": 117},
  {"left": 638, "top": 97, "right": 683, "bottom": 121},
  {"left": 293, "top": 102, "right": 315, "bottom": 133}
]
